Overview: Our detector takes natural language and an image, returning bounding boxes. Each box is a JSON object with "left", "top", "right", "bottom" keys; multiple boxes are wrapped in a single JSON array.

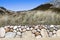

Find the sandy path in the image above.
[{"left": 0, "top": 37, "right": 60, "bottom": 40}]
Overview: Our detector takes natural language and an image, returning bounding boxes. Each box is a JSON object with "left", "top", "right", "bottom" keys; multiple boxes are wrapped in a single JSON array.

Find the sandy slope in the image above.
[{"left": 0, "top": 37, "right": 60, "bottom": 40}]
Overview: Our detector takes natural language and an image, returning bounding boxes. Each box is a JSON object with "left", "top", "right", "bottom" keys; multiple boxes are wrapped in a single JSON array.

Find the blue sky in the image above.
[{"left": 0, "top": 0, "right": 50, "bottom": 11}]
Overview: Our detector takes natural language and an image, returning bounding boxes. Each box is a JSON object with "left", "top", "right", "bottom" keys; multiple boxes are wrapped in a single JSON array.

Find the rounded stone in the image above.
[
  {"left": 13, "top": 30, "right": 17, "bottom": 33},
  {"left": 49, "top": 32, "right": 53, "bottom": 37},
  {"left": 10, "top": 26, "right": 14, "bottom": 29},
  {"left": 17, "top": 26, "right": 21, "bottom": 28},
  {"left": 19, "top": 28, "right": 23, "bottom": 32},
  {"left": 5, "top": 32, "right": 16, "bottom": 38},
  {"left": 26, "top": 27, "right": 30, "bottom": 31},
  {"left": 21, "top": 26, "right": 25, "bottom": 29},
  {"left": 22, "top": 29, "right": 26, "bottom": 32},
  {"left": 50, "top": 25, "right": 54, "bottom": 27},
  {"left": 36, "top": 35, "right": 41, "bottom": 39},
  {"left": 41, "top": 29, "right": 48, "bottom": 37},
  {"left": 32, "top": 29, "right": 37, "bottom": 34},
  {"left": 0, "top": 27, "right": 5, "bottom": 38},
  {"left": 35, "top": 25, "right": 38, "bottom": 29},
  {"left": 36, "top": 29, "right": 41, "bottom": 32},
  {"left": 13, "top": 26, "right": 17, "bottom": 30},
  {"left": 30, "top": 27, "right": 33, "bottom": 31},
  {"left": 35, "top": 32, "right": 40, "bottom": 36},
  {"left": 5, "top": 27, "right": 10, "bottom": 33},
  {"left": 10, "top": 29, "right": 13, "bottom": 32},
  {"left": 53, "top": 30, "right": 56, "bottom": 34},
  {"left": 17, "top": 32, "right": 22, "bottom": 36}
]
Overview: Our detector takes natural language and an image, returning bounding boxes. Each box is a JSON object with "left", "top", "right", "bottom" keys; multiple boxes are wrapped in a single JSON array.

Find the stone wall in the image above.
[{"left": 0, "top": 25, "right": 60, "bottom": 39}]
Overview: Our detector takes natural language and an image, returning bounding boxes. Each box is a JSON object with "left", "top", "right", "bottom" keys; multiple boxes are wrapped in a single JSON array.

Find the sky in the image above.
[{"left": 0, "top": 0, "right": 50, "bottom": 11}]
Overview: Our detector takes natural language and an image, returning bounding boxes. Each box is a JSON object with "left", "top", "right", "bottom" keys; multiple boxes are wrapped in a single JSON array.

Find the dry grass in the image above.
[{"left": 0, "top": 10, "right": 60, "bottom": 26}]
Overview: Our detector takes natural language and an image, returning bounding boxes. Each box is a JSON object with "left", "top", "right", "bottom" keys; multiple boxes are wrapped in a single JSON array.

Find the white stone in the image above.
[
  {"left": 24, "top": 26, "right": 27, "bottom": 28},
  {"left": 0, "top": 27, "right": 5, "bottom": 38},
  {"left": 56, "top": 29, "right": 60, "bottom": 37},
  {"left": 30, "top": 27, "right": 33, "bottom": 31},
  {"left": 50, "top": 25, "right": 54, "bottom": 27},
  {"left": 36, "top": 35, "right": 41, "bottom": 39},
  {"left": 17, "top": 26, "right": 21, "bottom": 28},
  {"left": 19, "top": 28, "right": 23, "bottom": 32},
  {"left": 10, "top": 26, "right": 14, "bottom": 28},
  {"left": 23, "top": 29, "right": 26, "bottom": 32},
  {"left": 4, "top": 26, "right": 10, "bottom": 28},
  {"left": 32, "top": 29, "right": 37, "bottom": 34},
  {"left": 37, "top": 29, "right": 41, "bottom": 32},
  {"left": 16, "top": 28, "right": 19, "bottom": 31},
  {"left": 17, "top": 32, "right": 22, "bottom": 36},
  {"left": 13, "top": 26, "right": 17, "bottom": 29},
  {"left": 19, "top": 28, "right": 21, "bottom": 31},
  {"left": 13, "top": 30, "right": 17, "bottom": 33},
  {"left": 49, "top": 32, "right": 53, "bottom": 37},
  {"left": 53, "top": 30, "right": 56, "bottom": 34},
  {"left": 5, "top": 32, "right": 16, "bottom": 38},
  {"left": 21, "top": 26, "right": 25, "bottom": 29},
  {"left": 41, "top": 29, "right": 48, "bottom": 37},
  {"left": 35, "top": 25, "right": 38, "bottom": 29},
  {"left": 26, "top": 27, "right": 30, "bottom": 31}
]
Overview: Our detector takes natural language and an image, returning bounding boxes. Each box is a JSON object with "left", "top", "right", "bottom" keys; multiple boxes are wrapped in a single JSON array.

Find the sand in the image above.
[{"left": 0, "top": 37, "right": 60, "bottom": 40}]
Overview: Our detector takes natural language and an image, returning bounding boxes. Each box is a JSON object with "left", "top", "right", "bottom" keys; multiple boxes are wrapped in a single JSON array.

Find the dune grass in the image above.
[{"left": 0, "top": 10, "right": 60, "bottom": 26}]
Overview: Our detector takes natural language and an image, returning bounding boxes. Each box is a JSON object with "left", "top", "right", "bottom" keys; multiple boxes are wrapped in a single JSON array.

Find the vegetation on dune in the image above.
[{"left": 0, "top": 10, "right": 60, "bottom": 26}]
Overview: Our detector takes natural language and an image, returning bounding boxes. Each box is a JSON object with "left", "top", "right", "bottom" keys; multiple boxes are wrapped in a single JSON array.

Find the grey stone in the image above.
[
  {"left": 0, "top": 27, "right": 5, "bottom": 38},
  {"left": 5, "top": 32, "right": 16, "bottom": 38}
]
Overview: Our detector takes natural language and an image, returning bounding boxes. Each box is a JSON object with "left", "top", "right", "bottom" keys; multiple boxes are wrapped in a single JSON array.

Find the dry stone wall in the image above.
[{"left": 0, "top": 25, "right": 60, "bottom": 39}]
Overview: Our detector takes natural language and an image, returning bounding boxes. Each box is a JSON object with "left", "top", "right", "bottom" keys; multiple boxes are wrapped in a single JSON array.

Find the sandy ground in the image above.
[{"left": 0, "top": 37, "right": 60, "bottom": 40}]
